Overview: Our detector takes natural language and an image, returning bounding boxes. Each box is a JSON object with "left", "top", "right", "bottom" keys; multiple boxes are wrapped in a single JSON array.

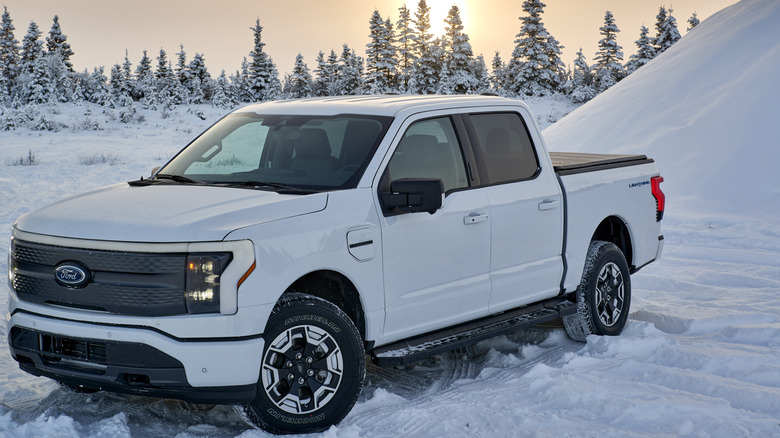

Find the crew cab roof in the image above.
[{"left": 236, "top": 94, "right": 529, "bottom": 118}]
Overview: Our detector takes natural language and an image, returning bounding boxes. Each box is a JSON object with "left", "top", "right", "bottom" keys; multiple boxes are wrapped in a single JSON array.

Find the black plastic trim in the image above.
[{"left": 556, "top": 173, "right": 569, "bottom": 296}]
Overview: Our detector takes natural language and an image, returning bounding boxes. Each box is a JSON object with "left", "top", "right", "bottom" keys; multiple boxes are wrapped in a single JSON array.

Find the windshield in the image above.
[{"left": 159, "top": 113, "right": 392, "bottom": 191}]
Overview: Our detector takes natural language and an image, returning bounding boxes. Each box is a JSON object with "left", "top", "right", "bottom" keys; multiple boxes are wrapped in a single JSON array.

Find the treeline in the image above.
[{"left": 0, "top": 1, "right": 700, "bottom": 122}]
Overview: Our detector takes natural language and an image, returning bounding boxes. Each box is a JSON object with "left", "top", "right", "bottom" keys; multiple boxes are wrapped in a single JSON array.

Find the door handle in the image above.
[
  {"left": 538, "top": 199, "right": 560, "bottom": 211},
  {"left": 464, "top": 213, "right": 488, "bottom": 225}
]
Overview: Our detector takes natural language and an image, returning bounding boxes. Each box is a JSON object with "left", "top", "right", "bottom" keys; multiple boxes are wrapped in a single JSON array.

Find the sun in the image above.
[{"left": 425, "top": 0, "right": 469, "bottom": 37}]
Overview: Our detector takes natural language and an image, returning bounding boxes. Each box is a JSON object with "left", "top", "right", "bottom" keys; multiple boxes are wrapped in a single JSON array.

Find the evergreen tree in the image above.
[
  {"left": 313, "top": 51, "right": 328, "bottom": 96},
  {"left": 175, "top": 43, "right": 188, "bottom": 84},
  {"left": 654, "top": 6, "right": 681, "bottom": 55},
  {"left": 336, "top": 44, "right": 363, "bottom": 95},
  {"left": 472, "top": 54, "right": 490, "bottom": 93},
  {"left": 247, "top": 19, "right": 280, "bottom": 101},
  {"left": 20, "top": 21, "right": 43, "bottom": 75},
  {"left": 46, "top": 15, "right": 73, "bottom": 72},
  {"left": 120, "top": 50, "right": 134, "bottom": 101},
  {"left": 490, "top": 51, "right": 506, "bottom": 94},
  {"left": 395, "top": 4, "right": 416, "bottom": 92},
  {"left": 46, "top": 51, "right": 71, "bottom": 102},
  {"left": 285, "top": 53, "right": 313, "bottom": 98},
  {"left": 25, "top": 54, "right": 52, "bottom": 104},
  {"left": 593, "top": 10, "right": 624, "bottom": 93},
  {"left": 408, "top": 0, "right": 440, "bottom": 94},
  {"left": 211, "top": 69, "right": 235, "bottom": 108},
  {"left": 0, "top": 6, "right": 20, "bottom": 95},
  {"left": 687, "top": 12, "right": 700, "bottom": 32},
  {"left": 570, "top": 48, "right": 595, "bottom": 103},
  {"left": 155, "top": 48, "right": 173, "bottom": 81},
  {"left": 506, "top": 0, "right": 566, "bottom": 96},
  {"left": 625, "top": 24, "right": 656, "bottom": 75},
  {"left": 187, "top": 53, "right": 212, "bottom": 102},
  {"left": 442, "top": 5, "right": 477, "bottom": 94},
  {"left": 109, "top": 63, "right": 123, "bottom": 100},
  {"left": 134, "top": 49, "right": 153, "bottom": 100},
  {"left": 230, "top": 56, "right": 252, "bottom": 102},
  {"left": 365, "top": 10, "right": 397, "bottom": 94},
  {"left": 85, "top": 66, "right": 110, "bottom": 105}
]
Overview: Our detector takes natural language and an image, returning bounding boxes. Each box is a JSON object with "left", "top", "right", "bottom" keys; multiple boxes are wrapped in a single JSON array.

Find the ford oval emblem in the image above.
[{"left": 54, "top": 262, "right": 92, "bottom": 288}]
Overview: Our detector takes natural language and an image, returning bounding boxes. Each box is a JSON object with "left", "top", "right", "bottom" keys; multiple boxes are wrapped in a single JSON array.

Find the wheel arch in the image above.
[
  {"left": 278, "top": 270, "right": 367, "bottom": 342},
  {"left": 590, "top": 216, "right": 635, "bottom": 271}
]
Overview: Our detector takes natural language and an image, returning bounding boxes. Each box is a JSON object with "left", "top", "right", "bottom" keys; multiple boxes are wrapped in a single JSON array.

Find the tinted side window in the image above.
[
  {"left": 386, "top": 117, "right": 469, "bottom": 193},
  {"left": 469, "top": 112, "right": 539, "bottom": 185}
]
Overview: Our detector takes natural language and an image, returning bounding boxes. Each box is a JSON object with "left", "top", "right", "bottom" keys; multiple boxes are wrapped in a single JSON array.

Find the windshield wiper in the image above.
[
  {"left": 228, "top": 181, "right": 319, "bottom": 194},
  {"left": 155, "top": 173, "right": 208, "bottom": 185}
]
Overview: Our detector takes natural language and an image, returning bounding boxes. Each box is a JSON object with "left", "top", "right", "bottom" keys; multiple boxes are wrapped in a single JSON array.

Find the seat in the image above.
[{"left": 290, "top": 129, "right": 339, "bottom": 172}]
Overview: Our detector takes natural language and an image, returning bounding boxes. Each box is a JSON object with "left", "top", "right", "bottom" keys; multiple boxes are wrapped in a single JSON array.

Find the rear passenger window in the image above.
[
  {"left": 386, "top": 117, "right": 469, "bottom": 193},
  {"left": 469, "top": 112, "right": 539, "bottom": 184}
]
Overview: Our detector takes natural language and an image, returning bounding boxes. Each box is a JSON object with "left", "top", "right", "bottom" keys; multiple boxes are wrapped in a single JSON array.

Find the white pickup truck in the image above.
[{"left": 7, "top": 95, "right": 664, "bottom": 434}]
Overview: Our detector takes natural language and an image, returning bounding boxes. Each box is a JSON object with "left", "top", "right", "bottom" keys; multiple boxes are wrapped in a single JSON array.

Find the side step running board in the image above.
[{"left": 371, "top": 298, "right": 576, "bottom": 366}]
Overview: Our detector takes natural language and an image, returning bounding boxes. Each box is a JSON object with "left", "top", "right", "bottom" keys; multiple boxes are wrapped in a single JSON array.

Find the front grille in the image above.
[{"left": 11, "top": 240, "right": 187, "bottom": 316}]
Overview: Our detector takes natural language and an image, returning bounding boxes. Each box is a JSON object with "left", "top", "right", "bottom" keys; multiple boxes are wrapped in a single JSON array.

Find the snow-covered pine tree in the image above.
[
  {"left": 175, "top": 44, "right": 188, "bottom": 84},
  {"left": 687, "top": 12, "right": 700, "bottom": 32},
  {"left": 120, "top": 50, "right": 133, "bottom": 99},
  {"left": 625, "top": 24, "right": 656, "bottom": 75},
  {"left": 285, "top": 53, "right": 313, "bottom": 99},
  {"left": 211, "top": 69, "right": 235, "bottom": 108},
  {"left": 109, "top": 63, "right": 123, "bottom": 101},
  {"left": 313, "top": 51, "right": 327, "bottom": 96},
  {"left": 46, "top": 51, "right": 71, "bottom": 102},
  {"left": 230, "top": 56, "right": 252, "bottom": 102},
  {"left": 46, "top": 15, "right": 74, "bottom": 72},
  {"left": 153, "top": 48, "right": 178, "bottom": 111},
  {"left": 436, "top": 62, "right": 453, "bottom": 95},
  {"left": 395, "top": 4, "right": 415, "bottom": 92},
  {"left": 472, "top": 54, "right": 490, "bottom": 93},
  {"left": 365, "top": 10, "right": 397, "bottom": 94},
  {"left": 20, "top": 21, "right": 43, "bottom": 75},
  {"left": 490, "top": 51, "right": 506, "bottom": 94},
  {"left": 654, "top": 6, "right": 681, "bottom": 55},
  {"left": 408, "top": 0, "right": 440, "bottom": 94},
  {"left": 0, "top": 6, "right": 20, "bottom": 96},
  {"left": 25, "top": 54, "right": 52, "bottom": 104},
  {"left": 336, "top": 44, "right": 363, "bottom": 95},
  {"left": 134, "top": 49, "right": 154, "bottom": 102},
  {"left": 247, "top": 19, "right": 281, "bottom": 101},
  {"left": 505, "top": 0, "right": 566, "bottom": 96},
  {"left": 593, "top": 10, "right": 624, "bottom": 93},
  {"left": 85, "top": 66, "right": 110, "bottom": 105},
  {"left": 442, "top": 5, "right": 477, "bottom": 94},
  {"left": 187, "top": 53, "right": 213, "bottom": 102},
  {"left": 570, "top": 48, "right": 595, "bottom": 103}
]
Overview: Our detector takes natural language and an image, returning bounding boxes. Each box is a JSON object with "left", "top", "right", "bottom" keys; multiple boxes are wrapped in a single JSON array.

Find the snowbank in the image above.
[{"left": 543, "top": 0, "right": 780, "bottom": 224}]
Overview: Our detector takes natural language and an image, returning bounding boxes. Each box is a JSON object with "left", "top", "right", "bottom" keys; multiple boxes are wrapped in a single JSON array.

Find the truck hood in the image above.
[{"left": 14, "top": 183, "right": 328, "bottom": 243}]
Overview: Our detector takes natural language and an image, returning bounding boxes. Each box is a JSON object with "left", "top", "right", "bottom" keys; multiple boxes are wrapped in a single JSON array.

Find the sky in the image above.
[{"left": 2, "top": 0, "right": 737, "bottom": 76}]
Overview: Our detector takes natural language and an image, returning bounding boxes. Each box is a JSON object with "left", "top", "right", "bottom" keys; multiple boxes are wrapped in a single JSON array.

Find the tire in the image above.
[
  {"left": 235, "top": 293, "right": 365, "bottom": 435},
  {"left": 563, "top": 241, "right": 631, "bottom": 342}
]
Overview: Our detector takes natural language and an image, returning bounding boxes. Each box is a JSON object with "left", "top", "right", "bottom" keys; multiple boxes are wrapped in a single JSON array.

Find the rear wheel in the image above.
[
  {"left": 235, "top": 293, "right": 365, "bottom": 435},
  {"left": 564, "top": 241, "right": 631, "bottom": 342}
]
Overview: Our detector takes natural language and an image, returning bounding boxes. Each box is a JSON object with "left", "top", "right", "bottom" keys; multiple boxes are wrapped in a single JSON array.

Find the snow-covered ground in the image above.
[{"left": 2, "top": 0, "right": 780, "bottom": 435}]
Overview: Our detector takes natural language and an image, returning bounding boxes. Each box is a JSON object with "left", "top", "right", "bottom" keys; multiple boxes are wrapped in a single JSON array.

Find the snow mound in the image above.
[{"left": 543, "top": 0, "right": 780, "bottom": 223}]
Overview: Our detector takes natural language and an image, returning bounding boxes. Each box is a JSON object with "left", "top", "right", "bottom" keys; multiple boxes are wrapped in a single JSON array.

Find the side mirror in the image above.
[{"left": 381, "top": 178, "right": 443, "bottom": 215}]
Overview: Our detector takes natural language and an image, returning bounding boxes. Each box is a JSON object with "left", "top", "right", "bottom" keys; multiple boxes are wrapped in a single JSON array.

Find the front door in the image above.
[{"left": 377, "top": 115, "right": 492, "bottom": 342}]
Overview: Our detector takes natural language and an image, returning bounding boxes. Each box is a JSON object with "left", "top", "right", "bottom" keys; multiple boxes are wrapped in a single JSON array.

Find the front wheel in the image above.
[
  {"left": 563, "top": 241, "right": 631, "bottom": 342},
  {"left": 235, "top": 293, "right": 365, "bottom": 435}
]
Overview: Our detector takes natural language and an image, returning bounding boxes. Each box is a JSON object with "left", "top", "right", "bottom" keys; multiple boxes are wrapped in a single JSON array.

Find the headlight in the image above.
[{"left": 185, "top": 253, "right": 232, "bottom": 314}]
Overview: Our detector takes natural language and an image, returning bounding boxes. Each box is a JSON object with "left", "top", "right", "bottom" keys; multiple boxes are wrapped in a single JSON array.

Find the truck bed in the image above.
[{"left": 550, "top": 152, "right": 654, "bottom": 176}]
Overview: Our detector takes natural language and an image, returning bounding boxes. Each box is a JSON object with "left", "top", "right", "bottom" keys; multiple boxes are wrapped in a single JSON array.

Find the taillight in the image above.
[{"left": 651, "top": 176, "right": 665, "bottom": 221}]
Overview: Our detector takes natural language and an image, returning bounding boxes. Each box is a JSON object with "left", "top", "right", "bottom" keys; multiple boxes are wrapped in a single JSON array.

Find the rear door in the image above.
[{"left": 464, "top": 111, "right": 564, "bottom": 313}]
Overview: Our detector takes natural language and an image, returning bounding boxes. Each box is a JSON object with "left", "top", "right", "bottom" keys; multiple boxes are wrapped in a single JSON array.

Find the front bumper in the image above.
[{"left": 7, "top": 311, "right": 264, "bottom": 404}]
